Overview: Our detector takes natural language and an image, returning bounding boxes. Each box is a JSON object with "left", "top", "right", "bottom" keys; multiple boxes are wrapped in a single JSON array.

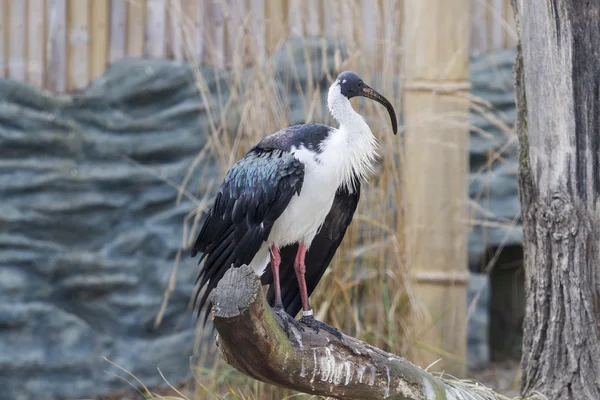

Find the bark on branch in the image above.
[{"left": 210, "top": 265, "right": 507, "bottom": 400}]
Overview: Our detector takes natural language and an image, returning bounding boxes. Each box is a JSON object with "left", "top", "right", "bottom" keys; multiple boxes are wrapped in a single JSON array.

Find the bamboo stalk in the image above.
[
  {"left": 108, "top": 0, "right": 126, "bottom": 63},
  {"left": 0, "top": 0, "right": 5, "bottom": 77},
  {"left": 46, "top": 0, "right": 67, "bottom": 91},
  {"left": 490, "top": 0, "right": 503, "bottom": 50},
  {"left": 265, "top": 0, "right": 286, "bottom": 52},
  {"left": 288, "top": 0, "right": 302, "bottom": 37},
  {"left": 471, "top": 0, "right": 487, "bottom": 56},
  {"left": 304, "top": 0, "right": 319, "bottom": 37},
  {"left": 28, "top": 0, "right": 46, "bottom": 86},
  {"left": 202, "top": 0, "right": 224, "bottom": 67},
  {"left": 248, "top": 0, "right": 265, "bottom": 62},
  {"left": 89, "top": 0, "right": 109, "bottom": 81},
  {"left": 8, "top": 0, "right": 26, "bottom": 81},
  {"left": 360, "top": 0, "right": 377, "bottom": 65},
  {"left": 168, "top": 0, "right": 182, "bottom": 59},
  {"left": 145, "top": 0, "right": 166, "bottom": 58},
  {"left": 191, "top": 0, "right": 205, "bottom": 62},
  {"left": 380, "top": 0, "right": 398, "bottom": 77},
  {"left": 178, "top": 0, "right": 203, "bottom": 62},
  {"left": 504, "top": 0, "right": 517, "bottom": 48},
  {"left": 403, "top": 0, "right": 471, "bottom": 378},
  {"left": 226, "top": 0, "right": 244, "bottom": 68},
  {"left": 322, "top": 0, "right": 337, "bottom": 38},
  {"left": 2, "top": 0, "right": 518, "bottom": 88},
  {"left": 67, "top": 0, "right": 89, "bottom": 90},
  {"left": 127, "top": 0, "right": 146, "bottom": 57},
  {"left": 339, "top": 0, "right": 354, "bottom": 54}
]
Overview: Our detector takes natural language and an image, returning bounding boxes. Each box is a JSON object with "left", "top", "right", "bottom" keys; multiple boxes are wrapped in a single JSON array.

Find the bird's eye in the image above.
[{"left": 357, "top": 81, "right": 364, "bottom": 88}]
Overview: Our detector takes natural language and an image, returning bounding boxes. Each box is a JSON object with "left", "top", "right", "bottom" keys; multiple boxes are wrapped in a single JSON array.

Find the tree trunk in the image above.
[{"left": 511, "top": 1, "right": 600, "bottom": 399}]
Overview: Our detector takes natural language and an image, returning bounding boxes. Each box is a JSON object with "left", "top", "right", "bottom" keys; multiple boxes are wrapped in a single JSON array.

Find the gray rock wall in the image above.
[
  {"left": 466, "top": 48, "right": 520, "bottom": 368},
  {"left": 468, "top": 48, "right": 521, "bottom": 270},
  {"left": 0, "top": 59, "right": 214, "bottom": 400},
  {"left": 0, "top": 40, "right": 518, "bottom": 399}
]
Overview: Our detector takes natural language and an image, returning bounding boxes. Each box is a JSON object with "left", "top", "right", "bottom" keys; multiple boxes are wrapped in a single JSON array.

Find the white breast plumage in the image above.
[{"left": 267, "top": 144, "right": 338, "bottom": 249}]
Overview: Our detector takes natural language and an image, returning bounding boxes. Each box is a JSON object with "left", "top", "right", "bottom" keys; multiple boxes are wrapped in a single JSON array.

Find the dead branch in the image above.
[{"left": 210, "top": 265, "right": 507, "bottom": 400}]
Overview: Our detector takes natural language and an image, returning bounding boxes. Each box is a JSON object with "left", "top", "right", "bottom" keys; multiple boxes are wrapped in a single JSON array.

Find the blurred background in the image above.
[{"left": 0, "top": 0, "right": 522, "bottom": 399}]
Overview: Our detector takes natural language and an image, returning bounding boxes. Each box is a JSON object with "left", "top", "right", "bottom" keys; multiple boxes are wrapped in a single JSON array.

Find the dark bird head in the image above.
[{"left": 335, "top": 71, "right": 398, "bottom": 135}]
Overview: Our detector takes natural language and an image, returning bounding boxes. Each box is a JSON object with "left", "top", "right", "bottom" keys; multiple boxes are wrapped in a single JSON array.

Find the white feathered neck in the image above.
[{"left": 324, "top": 82, "right": 378, "bottom": 192}]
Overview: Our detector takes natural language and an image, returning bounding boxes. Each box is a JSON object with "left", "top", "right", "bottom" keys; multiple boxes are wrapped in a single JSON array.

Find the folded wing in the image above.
[{"left": 192, "top": 147, "right": 305, "bottom": 323}]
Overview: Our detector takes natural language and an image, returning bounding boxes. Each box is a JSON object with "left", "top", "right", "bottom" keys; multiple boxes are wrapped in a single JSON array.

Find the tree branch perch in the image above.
[{"left": 210, "top": 265, "right": 506, "bottom": 400}]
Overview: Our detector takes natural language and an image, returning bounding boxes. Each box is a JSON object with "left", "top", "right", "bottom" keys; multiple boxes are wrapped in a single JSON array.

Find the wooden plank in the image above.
[
  {"left": 0, "top": 0, "right": 5, "bottom": 77},
  {"left": 249, "top": 0, "right": 265, "bottom": 61},
  {"left": 89, "top": 0, "right": 109, "bottom": 81},
  {"left": 67, "top": 0, "right": 89, "bottom": 90},
  {"left": 108, "top": 0, "right": 127, "bottom": 63},
  {"left": 265, "top": 0, "right": 286, "bottom": 52},
  {"left": 127, "top": 0, "right": 146, "bottom": 57},
  {"left": 28, "top": 0, "right": 46, "bottom": 87},
  {"left": 288, "top": 0, "right": 302, "bottom": 36},
  {"left": 46, "top": 0, "right": 67, "bottom": 91},
  {"left": 226, "top": 0, "right": 244, "bottom": 68},
  {"left": 145, "top": 0, "right": 166, "bottom": 58},
  {"left": 8, "top": 0, "right": 27, "bottom": 81},
  {"left": 203, "top": 0, "right": 224, "bottom": 67}
]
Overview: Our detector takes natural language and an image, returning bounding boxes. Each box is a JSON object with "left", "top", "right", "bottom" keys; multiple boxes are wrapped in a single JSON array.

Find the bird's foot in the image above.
[
  {"left": 272, "top": 305, "right": 304, "bottom": 336},
  {"left": 299, "top": 315, "right": 343, "bottom": 340}
]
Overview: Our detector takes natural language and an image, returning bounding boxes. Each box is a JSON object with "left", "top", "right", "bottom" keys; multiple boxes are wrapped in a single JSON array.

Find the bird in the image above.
[{"left": 191, "top": 71, "right": 397, "bottom": 337}]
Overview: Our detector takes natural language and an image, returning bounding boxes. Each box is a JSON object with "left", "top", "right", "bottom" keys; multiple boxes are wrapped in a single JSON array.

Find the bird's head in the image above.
[{"left": 331, "top": 71, "right": 398, "bottom": 135}]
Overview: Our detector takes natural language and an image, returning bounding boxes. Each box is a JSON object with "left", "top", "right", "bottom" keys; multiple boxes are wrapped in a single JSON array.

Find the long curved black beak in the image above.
[{"left": 359, "top": 85, "right": 398, "bottom": 135}]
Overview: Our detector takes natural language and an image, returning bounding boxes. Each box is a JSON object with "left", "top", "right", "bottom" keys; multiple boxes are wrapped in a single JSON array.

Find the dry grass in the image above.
[
  {"left": 138, "top": 1, "right": 521, "bottom": 399},
  {"left": 154, "top": 3, "right": 409, "bottom": 399},
  {"left": 175, "top": 7, "right": 410, "bottom": 400}
]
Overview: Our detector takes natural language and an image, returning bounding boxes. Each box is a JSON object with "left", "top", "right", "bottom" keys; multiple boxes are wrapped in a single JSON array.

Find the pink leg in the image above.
[
  {"left": 270, "top": 245, "right": 283, "bottom": 308},
  {"left": 294, "top": 242, "right": 342, "bottom": 338},
  {"left": 293, "top": 242, "right": 312, "bottom": 315}
]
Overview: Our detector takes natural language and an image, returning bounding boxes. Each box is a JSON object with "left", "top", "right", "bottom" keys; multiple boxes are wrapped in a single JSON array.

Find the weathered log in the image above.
[{"left": 210, "top": 265, "right": 507, "bottom": 400}]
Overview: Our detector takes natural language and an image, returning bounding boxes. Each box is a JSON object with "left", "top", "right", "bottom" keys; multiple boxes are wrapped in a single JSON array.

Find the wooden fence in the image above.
[{"left": 0, "top": 0, "right": 517, "bottom": 92}]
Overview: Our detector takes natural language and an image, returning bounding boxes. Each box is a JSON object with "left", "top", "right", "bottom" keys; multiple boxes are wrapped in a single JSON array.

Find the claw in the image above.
[
  {"left": 272, "top": 305, "right": 304, "bottom": 336},
  {"left": 299, "top": 315, "right": 343, "bottom": 340}
]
